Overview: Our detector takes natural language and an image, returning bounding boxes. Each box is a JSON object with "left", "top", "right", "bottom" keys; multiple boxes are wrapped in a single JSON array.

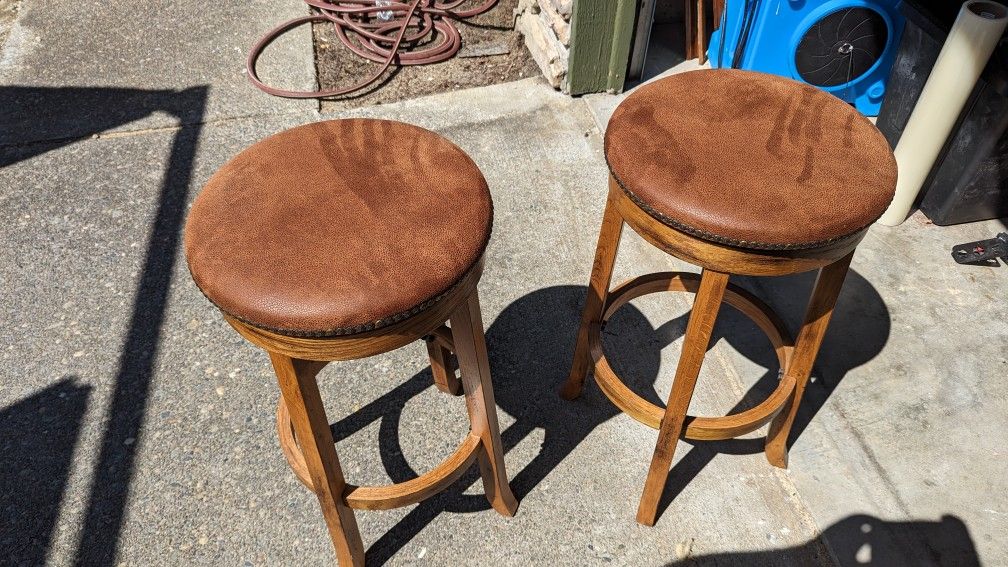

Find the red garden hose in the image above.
[{"left": 247, "top": 0, "right": 499, "bottom": 98}]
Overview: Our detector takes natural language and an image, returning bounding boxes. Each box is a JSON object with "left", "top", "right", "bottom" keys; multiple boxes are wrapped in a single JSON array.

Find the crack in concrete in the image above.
[{"left": 828, "top": 400, "right": 913, "bottom": 516}]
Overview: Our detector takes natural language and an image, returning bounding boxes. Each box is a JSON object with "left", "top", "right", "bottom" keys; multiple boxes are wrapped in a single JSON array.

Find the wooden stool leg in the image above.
[
  {"left": 713, "top": 0, "right": 725, "bottom": 31},
  {"left": 685, "top": 0, "right": 693, "bottom": 59},
  {"left": 637, "top": 269, "right": 729, "bottom": 526},
  {"left": 696, "top": 0, "right": 707, "bottom": 64},
  {"left": 269, "top": 352, "right": 365, "bottom": 567},
  {"left": 449, "top": 292, "right": 519, "bottom": 517},
  {"left": 560, "top": 192, "right": 624, "bottom": 400},
  {"left": 426, "top": 334, "right": 462, "bottom": 395},
  {"left": 765, "top": 252, "right": 854, "bottom": 468}
]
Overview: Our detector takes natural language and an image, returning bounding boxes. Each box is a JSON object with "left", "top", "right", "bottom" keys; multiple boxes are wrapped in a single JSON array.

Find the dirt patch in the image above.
[{"left": 313, "top": 0, "right": 538, "bottom": 112}]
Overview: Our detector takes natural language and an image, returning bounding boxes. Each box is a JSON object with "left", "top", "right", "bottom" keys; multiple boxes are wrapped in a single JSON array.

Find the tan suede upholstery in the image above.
[
  {"left": 605, "top": 69, "right": 898, "bottom": 250},
  {"left": 184, "top": 119, "right": 492, "bottom": 337}
]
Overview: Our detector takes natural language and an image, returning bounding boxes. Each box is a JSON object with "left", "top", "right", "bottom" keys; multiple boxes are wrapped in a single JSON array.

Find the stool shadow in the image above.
[
  {"left": 333, "top": 272, "right": 888, "bottom": 563},
  {"left": 331, "top": 284, "right": 660, "bottom": 564},
  {"left": 2, "top": 85, "right": 208, "bottom": 566},
  {"left": 652, "top": 267, "right": 890, "bottom": 520},
  {"left": 665, "top": 514, "right": 979, "bottom": 566},
  {"left": 0, "top": 377, "right": 91, "bottom": 565}
]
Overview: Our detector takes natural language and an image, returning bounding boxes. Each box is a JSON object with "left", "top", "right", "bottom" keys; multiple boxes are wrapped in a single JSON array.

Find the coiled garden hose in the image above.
[{"left": 247, "top": 0, "right": 498, "bottom": 98}]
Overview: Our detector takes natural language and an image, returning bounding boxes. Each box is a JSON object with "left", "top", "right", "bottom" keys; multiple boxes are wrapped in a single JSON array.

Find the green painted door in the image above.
[{"left": 567, "top": 0, "right": 639, "bottom": 95}]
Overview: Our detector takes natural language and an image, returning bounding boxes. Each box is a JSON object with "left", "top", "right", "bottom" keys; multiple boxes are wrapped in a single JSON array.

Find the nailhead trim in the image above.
[
  {"left": 603, "top": 140, "right": 881, "bottom": 251},
  {"left": 190, "top": 202, "right": 494, "bottom": 339}
]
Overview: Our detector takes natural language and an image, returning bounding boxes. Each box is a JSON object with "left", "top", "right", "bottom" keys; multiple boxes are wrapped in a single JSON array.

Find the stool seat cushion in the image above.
[
  {"left": 184, "top": 119, "right": 492, "bottom": 337},
  {"left": 605, "top": 69, "right": 898, "bottom": 250}
]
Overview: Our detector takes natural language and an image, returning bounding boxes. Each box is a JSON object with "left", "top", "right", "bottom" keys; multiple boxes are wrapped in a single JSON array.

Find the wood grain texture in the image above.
[
  {"left": 568, "top": 0, "right": 638, "bottom": 94},
  {"left": 636, "top": 269, "right": 728, "bottom": 526},
  {"left": 277, "top": 400, "right": 483, "bottom": 509},
  {"left": 560, "top": 190, "right": 624, "bottom": 400},
  {"left": 601, "top": 272, "right": 794, "bottom": 368},
  {"left": 225, "top": 255, "right": 515, "bottom": 564},
  {"left": 713, "top": 0, "right": 725, "bottom": 31},
  {"left": 426, "top": 325, "right": 462, "bottom": 395},
  {"left": 451, "top": 293, "right": 520, "bottom": 517},
  {"left": 765, "top": 251, "right": 854, "bottom": 468},
  {"left": 276, "top": 395, "right": 313, "bottom": 490},
  {"left": 684, "top": 0, "right": 697, "bottom": 60},
  {"left": 588, "top": 272, "right": 796, "bottom": 440},
  {"left": 345, "top": 435, "right": 482, "bottom": 510},
  {"left": 270, "top": 353, "right": 365, "bottom": 566},
  {"left": 683, "top": 0, "right": 711, "bottom": 62},
  {"left": 564, "top": 176, "right": 862, "bottom": 527},
  {"left": 694, "top": 0, "right": 707, "bottom": 64}
]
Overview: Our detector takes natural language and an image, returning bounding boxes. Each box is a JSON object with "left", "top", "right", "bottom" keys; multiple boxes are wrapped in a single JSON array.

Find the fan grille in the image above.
[{"left": 795, "top": 7, "right": 888, "bottom": 87}]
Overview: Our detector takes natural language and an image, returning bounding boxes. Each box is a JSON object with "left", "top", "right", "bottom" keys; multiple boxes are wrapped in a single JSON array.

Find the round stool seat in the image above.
[
  {"left": 605, "top": 69, "right": 897, "bottom": 250},
  {"left": 184, "top": 118, "right": 492, "bottom": 337}
]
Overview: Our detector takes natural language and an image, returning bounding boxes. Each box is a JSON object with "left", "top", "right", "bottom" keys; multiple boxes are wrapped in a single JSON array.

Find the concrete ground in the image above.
[{"left": 1, "top": 1, "right": 1005, "bottom": 566}]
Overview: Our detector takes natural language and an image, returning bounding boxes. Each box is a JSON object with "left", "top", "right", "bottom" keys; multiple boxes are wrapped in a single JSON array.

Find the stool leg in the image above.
[
  {"left": 450, "top": 292, "right": 519, "bottom": 517},
  {"left": 637, "top": 269, "right": 729, "bottom": 526},
  {"left": 426, "top": 334, "right": 462, "bottom": 395},
  {"left": 684, "top": 0, "right": 697, "bottom": 60},
  {"left": 269, "top": 352, "right": 365, "bottom": 567},
  {"left": 765, "top": 252, "right": 854, "bottom": 468},
  {"left": 560, "top": 193, "right": 624, "bottom": 400},
  {"left": 696, "top": 0, "right": 707, "bottom": 64}
]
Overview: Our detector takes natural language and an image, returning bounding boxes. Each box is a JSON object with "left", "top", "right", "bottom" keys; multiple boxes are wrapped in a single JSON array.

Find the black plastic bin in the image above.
[{"left": 876, "top": 0, "right": 1008, "bottom": 225}]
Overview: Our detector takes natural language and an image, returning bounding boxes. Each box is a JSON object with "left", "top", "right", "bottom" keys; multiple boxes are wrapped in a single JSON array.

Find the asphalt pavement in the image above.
[{"left": 2, "top": 1, "right": 1005, "bottom": 565}]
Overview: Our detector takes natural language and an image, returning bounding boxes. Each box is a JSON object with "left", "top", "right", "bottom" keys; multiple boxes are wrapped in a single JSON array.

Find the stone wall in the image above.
[{"left": 514, "top": 0, "right": 571, "bottom": 91}]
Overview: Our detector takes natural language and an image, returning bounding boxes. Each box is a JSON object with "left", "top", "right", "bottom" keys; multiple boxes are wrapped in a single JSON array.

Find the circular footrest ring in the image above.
[
  {"left": 276, "top": 398, "right": 483, "bottom": 510},
  {"left": 589, "top": 272, "right": 796, "bottom": 441}
]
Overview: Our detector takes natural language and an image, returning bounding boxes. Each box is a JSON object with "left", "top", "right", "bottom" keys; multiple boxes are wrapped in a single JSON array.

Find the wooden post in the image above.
[{"left": 568, "top": 0, "right": 639, "bottom": 94}]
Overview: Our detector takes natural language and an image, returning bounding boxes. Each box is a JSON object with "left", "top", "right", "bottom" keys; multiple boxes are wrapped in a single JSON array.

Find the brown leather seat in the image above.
[
  {"left": 184, "top": 119, "right": 492, "bottom": 337},
  {"left": 605, "top": 69, "right": 898, "bottom": 250}
]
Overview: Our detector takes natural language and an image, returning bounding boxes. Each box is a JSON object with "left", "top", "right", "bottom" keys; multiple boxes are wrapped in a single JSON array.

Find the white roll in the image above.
[{"left": 877, "top": 1, "right": 1008, "bottom": 226}]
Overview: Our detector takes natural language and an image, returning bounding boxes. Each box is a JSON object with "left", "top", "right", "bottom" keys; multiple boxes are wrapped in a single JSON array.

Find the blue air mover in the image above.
[{"left": 708, "top": 0, "right": 905, "bottom": 116}]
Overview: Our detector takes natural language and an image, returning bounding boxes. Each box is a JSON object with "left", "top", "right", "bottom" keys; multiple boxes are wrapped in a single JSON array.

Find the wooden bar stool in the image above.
[
  {"left": 562, "top": 69, "right": 897, "bottom": 526},
  {"left": 184, "top": 119, "right": 517, "bottom": 565}
]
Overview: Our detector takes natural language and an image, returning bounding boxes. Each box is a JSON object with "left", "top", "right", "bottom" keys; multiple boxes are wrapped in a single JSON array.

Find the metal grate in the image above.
[{"left": 795, "top": 7, "right": 888, "bottom": 87}]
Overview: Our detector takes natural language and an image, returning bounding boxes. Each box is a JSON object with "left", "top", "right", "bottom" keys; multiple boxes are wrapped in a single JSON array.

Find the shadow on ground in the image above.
[
  {"left": 327, "top": 270, "right": 890, "bottom": 564},
  {"left": 652, "top": 268, "right": 891, "bottom": 518},
  {"left": 2, "top": 84, "right": 949, "bottom": 566},
  {"left": 668, "top": 514, "right": 979, "bottom": 566},
  {"left": 0, "top": 85, "right": 207, "bottom": 159},
  {"left": 0, "top": 378, "right": 91, "bottom": 565},
  {"left": 0, "top": 85, "right": 207, "bottom": 565}
]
